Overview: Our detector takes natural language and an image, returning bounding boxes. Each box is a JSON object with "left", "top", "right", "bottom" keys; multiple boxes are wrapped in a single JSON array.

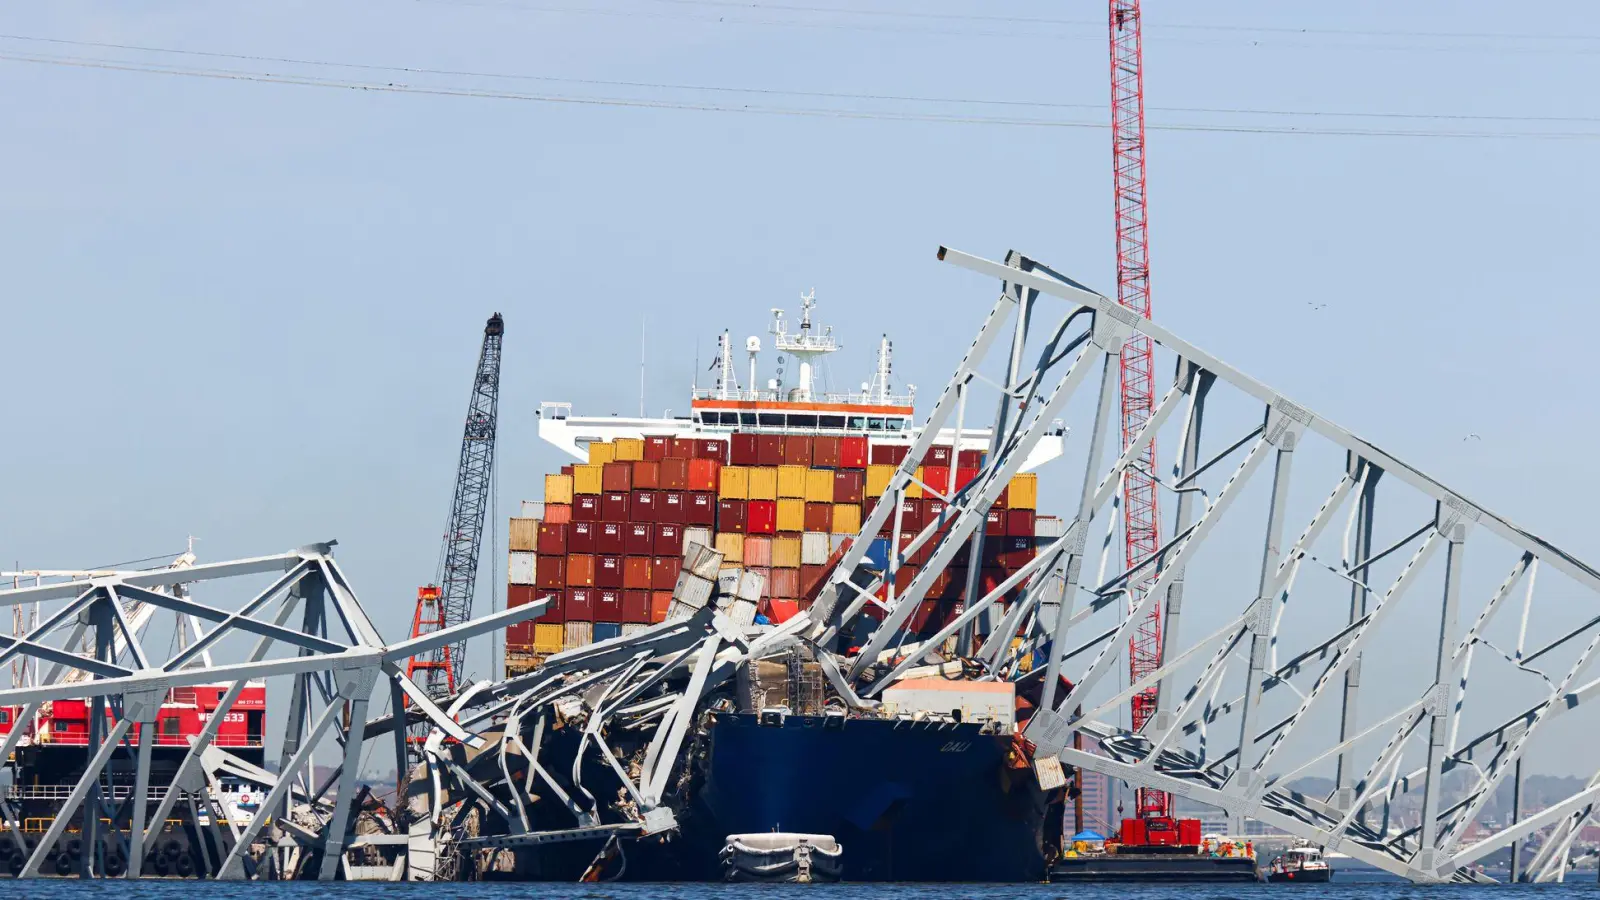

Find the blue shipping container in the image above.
[
  {"left": 863, "top": 538, "right": 890, "bottom": 569},
  {"left": 593, "top": 622, "right": 624, "bottom": 642}
]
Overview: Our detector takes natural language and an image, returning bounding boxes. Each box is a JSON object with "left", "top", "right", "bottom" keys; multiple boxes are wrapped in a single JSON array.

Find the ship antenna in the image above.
[{"left": 639, "top": 313, "right": 647, "bottom": 418}]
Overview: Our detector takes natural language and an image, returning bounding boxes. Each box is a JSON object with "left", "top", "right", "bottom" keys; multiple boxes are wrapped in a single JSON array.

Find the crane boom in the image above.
[
  {"left": 407, "top": 313, "right": 504, "bottom": 720},
  {"left": 1108, "top": 0, "right": 1169, "bottom": 819}
]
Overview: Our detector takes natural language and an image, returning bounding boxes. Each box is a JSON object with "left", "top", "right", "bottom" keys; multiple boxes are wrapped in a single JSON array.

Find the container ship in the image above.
[{"left": 498, "top": 296, "right": 1071, "bottom": 882}]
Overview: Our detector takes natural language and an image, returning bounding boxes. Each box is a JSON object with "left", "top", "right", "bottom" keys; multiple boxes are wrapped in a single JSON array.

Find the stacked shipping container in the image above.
[{"left": 505, "top": 434, "right": 1045, "bottom": 672}]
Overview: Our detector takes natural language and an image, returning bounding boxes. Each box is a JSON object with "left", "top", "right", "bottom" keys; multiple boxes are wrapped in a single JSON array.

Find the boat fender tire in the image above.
[
  {"left": 65, "top": 837, "right": 82, "bottom": 858},
  {"left": 150, "top": 853, "right": 169, "bottom": 876},
  {"left": 7, "top": 855, "right": 22, "bottom": 876},
  {"left": 54, "top": 853, "right": 74, "bottom": 876},
  {"left": 105, "top": 852, "right": 127, "bottom": 877},
  {"left": 175, "top": 852, "right": 195, "bottom": 877}
]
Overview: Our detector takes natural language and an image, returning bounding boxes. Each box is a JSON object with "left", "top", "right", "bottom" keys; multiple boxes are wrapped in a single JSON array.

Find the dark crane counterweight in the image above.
[{"left": 407, "top": 313, "right": 503, "bottom": 750}]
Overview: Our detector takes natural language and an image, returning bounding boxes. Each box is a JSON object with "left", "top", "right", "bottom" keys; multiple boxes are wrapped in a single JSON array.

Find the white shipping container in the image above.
[
  {"left": 563, "top": 621, "right": 593, "bottom": 650},
  {"left": 1034, "top": 515, "right": 1064, "bottom": 538},
  {"left": 830, "top": 534, "right": 849, "bottom": 553},
  {"left": 716, "top": 568, "right": 743, "bottom": 597},
  {"left": 725, "top": 597, "right": 758, "bottom": 629},
  {"left": 683, "top": 527, "right": 713, "bottom": 552},
  {"left": 673, "top": 571, "right": 715, "bottom": 609},
  {"left": 621, "top": 623, "right": 648, "bottom": 637},
  {"left": 683, "top": 542, "right": 724, "bottom": 580},
  {"left": 737, "top": 570, "right": 765, "bottom": 604},
  {"left": 667, "top": 599, "right": 698, "bottom": 621},
  {"left": 521, "top": 500, "right": 546, "bottom": 519},
  {"left": 801, "top": 532, "right": 830, "bottom": 566},
  {"left": 508, "top": 551, "right": 538, "bottom": 585}
]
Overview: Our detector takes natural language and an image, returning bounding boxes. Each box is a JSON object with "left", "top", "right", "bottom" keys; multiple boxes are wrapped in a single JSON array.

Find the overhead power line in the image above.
[{"left": 3, "top": 43, "right": 1599, "bottom": 140}]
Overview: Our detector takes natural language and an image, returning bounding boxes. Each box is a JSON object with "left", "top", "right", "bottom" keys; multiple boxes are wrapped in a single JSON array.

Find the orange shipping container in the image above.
[
  {"left": 748, "top": 467, "right": 778, "bottom": 500},
  {"left": 544, "top": 503, "right": 573, "bottom": 525},
  {"left": 804, "top": 468, "right": 834, "bottom": 503},
  {"left": 602, "top": 461, "right": 633, "bottom": 492},
  {"left": 777, "top": 465, "right": 807, "bottom": 499},
  {"left": 631, "top": 460, "right": 661, "bottom": 490},
  {"left": 803, "top": 502, "right": 832, "bottom": 533},
  {"left": 744, "top": 535, "right": 774, "bottom": 568},
  {"left": 772, "top": 536, "right": 803, "bottom": 569},
  {"left": 719, "top": 466, "right": 750, "bottom": 499},
  {"left": 508, "top": 518, "right": 538, "bottom": 552},
  {"left": 650, "top": 591, "right": 672, "bottom": 624},
  {"left": 688, "top": 458, "right": 721, "bottom": 492},
  {"left": 812, "top": 436, "right": 841, "bottom": 468},
  {"left": 545, "top": 473, "right": 574, "bottom": 505},
  {"left": 770, "top": 567, "right": 800, "bottom": 600},
  {"left": 566, "top": 554, "right": 597, "bottom": 587},
  {"left": 776, "top": 498, "right": 806, "bottom": 533},
  {"left": 624, "top": 557, "right": 653, "bottom": 590},
  {"left": 660, "top": 458, "right": 690, "bottom": 491},
  {"left": 832, "top": 504, "right": 861, "bottom": 535}
]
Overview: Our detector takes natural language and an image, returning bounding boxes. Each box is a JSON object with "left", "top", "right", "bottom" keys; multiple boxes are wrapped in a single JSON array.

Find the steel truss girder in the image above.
[{"left": 929, "top": 247, "right": 1600, "bottom": 884}]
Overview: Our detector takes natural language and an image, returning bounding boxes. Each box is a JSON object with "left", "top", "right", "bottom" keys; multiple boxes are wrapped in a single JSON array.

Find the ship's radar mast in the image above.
[
  {"left": 745, "top": 335, "right": 761, "bottom": 398},
  {"left": 770, "top": 290, "right": 838, "bottom": 402},
  {"left": 716, "top": 330, "right": 739, "bottom": 400}
]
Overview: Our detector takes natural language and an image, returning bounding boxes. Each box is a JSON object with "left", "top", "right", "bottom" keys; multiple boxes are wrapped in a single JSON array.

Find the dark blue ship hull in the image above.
[{"left": 681, "top": 712, "right": 1049, "bottom": 882}]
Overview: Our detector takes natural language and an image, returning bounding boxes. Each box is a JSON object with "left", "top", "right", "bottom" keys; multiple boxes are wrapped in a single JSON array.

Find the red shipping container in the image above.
[
  {"left": 803, "top": 502, "right": 832, "bottom": 533},
  {"left": 655, "top": 523, "right": 683, "bottom": 557},
  {"left": 993, "top": 483, "right": 1010, "bottom": 509},
  {"left": 566, "top": 554, "right": 597, "bottom": 587},
  {"left": 659, "top": 491, "right": 687, "bottom": 523},
  {"left": 565, "top": 587, "right": 597, "bottom": 621},
  {"left": 770, "top": 567, "right": 800, "bottom": 600},
  {"left": 624, "top": 556, "right": 653, "bottom": 590},
  {"left": 533, "top": 587, "right": 566, "bottom": 624},
  {"left": 839, "top": 436, "right": 868, "bottom": 469},
  {"left": 687, "top": 458, "right": 721, "bottom": 492},
  {"left": 602, "top": 491, "right": 630, "bottom": 522},
  {"left": 743, "top": 536, "right": 773, "bottom": 567},
  {"left": 782, "top": 435, "right": 813, "bottom": 467},
  {"left": 924, "top": 498, "right": 951, "bottom": 528},
  {"left": 509, "top": 585, "right": 563, "bottom": 625},
  {"left": 594, "top": 588, "right": 624, "bottom": 623},
  {"left": 957, "top": 448, "right": 983, "bottom": 469},
  {"left": 544, "top": 503, "right": 573, "bottom": 524},
  {"left": 747, "top": 500, "right": 777, "bottom": 535},
  {"left": 923, "top": 444, "right": 954, "bottom": 467},
  {"left": 718, "top": 498, "right": 748, "bottom": 533},
  {"left": 597, "top": 522, "right": 626, "bottom": 554},
  {"left": 799, "top": 563, "right": 829, "bottom": 599},
  {"left": 833, "top": 469, "right": 865, "bottom": 504},
  {"left": 602, "top": 461, "right": 633, "bottom": 492},
  {"left": 755, "top": 434, "right": 783, "bottom": 466},
  {"left": 660, "top": 458, "right": 690, "bottom": 490},
  {"left": 870, "top": 444, "right": 910, "bottom": 466},
  {"left": 631, "top": 489, "right": 659, "bottom": 522},
  {"left": 687, "top": 491, "right": 717, "bottom": 526},
  {"left": 651, "top": 557, "right": 682, "bottom": 590},
  {"left": 506, "top": 621, "right": 533, "bottom": 646},
  {"left": 1007, "top": 509, "right": 1036, "bottom": 537},
  {"left": 536, "top": 521, "right": 568, "bottom": 555},
  {"left": 875, "top": 563, "right": 918, "bottom": 601},
  {"left": 625, "top": 522, "right": 654, "bottom": 556},
  {"left": 650, "top": 591, "right": 673, "bottom": 624},
  {"left": 896, "top": 497, "right": 924, "bottom": 533},
  {"left": 595, "top": 554, "right": 624, "bottom": 589},
  {"left": 696, "top": 438, "right": 729, "bottom": 463},
  {"left": 955, "top": 466, "right": 981, "bottom": 491},
  {"left": 812, "top": 436, "right": 842, "bottom": 468},
  {"left": 574, "top": 495, "right": 602, "bottom": 522},
  {"left": 622, "top": 590, "right": 650, "bottom": 623},
  {"left": 560, "top": 464, "right": 575, "bottom": 476},
  {"left": 731, "top": 433, "right": 760, "bottom": 465},
  {"left": 980, "top": 568, "right": 1010, "bottom": 598},
  {"left": 644, "top": 435, "right": 672, "bottom": 461},
  {"left": 569, "top": 521, "right": 598, "bottom": 553},
  {"left": 670, "top": 437, "right": 697, "bottom": 459},
  {"left": 763, "top": 597, "right": 801, "bottom": 624},
  {"left": 933, "top": 567, "right": 968, "bottom": 601},
  {"left": 632, "top": 460, "right": 661, "bottom": 490},
  {"left": 923, "top": 466, "right": 952, "bottom": 494},
  {"left": 1178, "top": 818, "right": 1203, "bottom": 848},
  {"left": 749, "top": 567, "right": 775, "bottom": 600},
  {"left": 536, "top": 555, "right": 566, "bottom": 589},
  {"left": 951, "top": 534, "right": 971, "bottom": 567},
  {"left": 985, "top": 508, "right": 1006, "bottom": 536},
  {"left": 910, "top": 600, "right": 957, "bottom": 635},
  {"left": 996, "top": 535, "right": 1035, "bottom": 570}
]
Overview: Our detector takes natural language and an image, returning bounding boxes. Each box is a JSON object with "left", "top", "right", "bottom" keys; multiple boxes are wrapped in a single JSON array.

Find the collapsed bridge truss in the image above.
[{"left": 809, "top": 246, "right": 1600, "bottom": 883}]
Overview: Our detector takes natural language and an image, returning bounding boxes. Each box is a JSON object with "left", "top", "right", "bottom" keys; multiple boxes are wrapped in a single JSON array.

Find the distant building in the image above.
[{"left": 1074, "top": 768, "right": 1113, "bottom": 834}]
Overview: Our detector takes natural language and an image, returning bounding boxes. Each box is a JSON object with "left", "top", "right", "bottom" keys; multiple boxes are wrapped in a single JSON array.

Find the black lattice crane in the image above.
[{"left": 407, "top": 312, "right": 503, "bottom": 751}]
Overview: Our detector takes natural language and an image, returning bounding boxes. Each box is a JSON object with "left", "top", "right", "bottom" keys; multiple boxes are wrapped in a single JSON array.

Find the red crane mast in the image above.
[{"left": 1108, "top": 0, "right": 1168, "bottom": 819}]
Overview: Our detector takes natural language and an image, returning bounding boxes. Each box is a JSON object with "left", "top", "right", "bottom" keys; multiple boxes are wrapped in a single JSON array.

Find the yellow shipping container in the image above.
[
  {"left": 533, "top": 623, "right": 564, "bottom": 654},
  {"left": 1009, "top": 472, "right": 1039, "bottom": 510},
  {"left": 715, "top": 532, "right": 745, "bottom": 564},
  {"left": 545, "top": 473, "right": 575, "bottom": 505},
  {"left": 614, "top": 437, "right": 645, "bottom": 461},
  {"left": 587, "top": 441, "right": 616, "bottom": 466},
  {"left": 720, "top": 466, "right": 750, "bottom": 499},
  {"left": 905, "top": 466, "right": 925, "bottom": 499},
  {"left": 508, "top": 517, "right": 538, "bottom": 551},
  {"left": 748, "top": 466, "right": 779, "bottom": 500},
  {"left": 776, "top": 498, "right": 806, "bottom": 533},
  {"left": 573, "top": 464, "right": 604, "bottom": 495},
  {"left": 832, "top": 504, "right": 862, "bottom": 535},
  {"left": 772, "top": 536, "right": 803, "bottom": 569},
  {"left": 805, "top": 468, "right": 834, "bottom": 503},
  {"left": 777, "top": 465, "right": 807, "bottom": 499},
  {"left": 866, "top": 464, "right": 895, "bottom": 497}
]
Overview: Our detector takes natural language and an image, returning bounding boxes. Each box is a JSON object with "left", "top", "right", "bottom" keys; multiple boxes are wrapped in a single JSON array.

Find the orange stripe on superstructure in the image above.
[{"left": 691, "top": 399, "right": 914, "bottom": 415}]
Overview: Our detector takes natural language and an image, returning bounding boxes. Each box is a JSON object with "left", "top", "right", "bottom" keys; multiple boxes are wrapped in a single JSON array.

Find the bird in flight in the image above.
[
  {"left": 1463, "top": 433, "right": 1482, "bottom": 442},
  {"left": 1306, "top": 301, "right": 1327, "bottom": 311}
]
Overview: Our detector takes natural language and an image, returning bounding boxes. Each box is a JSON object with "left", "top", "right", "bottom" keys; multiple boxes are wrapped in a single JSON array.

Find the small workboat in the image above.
[
  {"left": 1264, "top": 844, "right": 1332, "bottom": 883},
  {"left": 720, "top": 833, "right": 843, "bottom": 883}
]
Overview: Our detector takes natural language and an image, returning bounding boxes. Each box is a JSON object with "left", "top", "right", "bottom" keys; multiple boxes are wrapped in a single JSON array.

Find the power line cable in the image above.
[
  {"left": 7, "top": 33, "right": 1600, "bottom": 126},
  {"left": 5, "top": 49, "right": 1599, "bottom": 140}
]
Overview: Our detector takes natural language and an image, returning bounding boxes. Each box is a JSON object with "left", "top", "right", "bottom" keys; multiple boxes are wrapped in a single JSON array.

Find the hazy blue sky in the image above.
[{"left": 3, "top": 3, "right": 1598, "bottom": 773}]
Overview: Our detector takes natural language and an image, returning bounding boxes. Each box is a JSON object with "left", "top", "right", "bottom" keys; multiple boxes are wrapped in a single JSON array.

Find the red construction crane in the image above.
[{"left": 1108, "top": 0, "right": 1169, "bottom": 819}]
